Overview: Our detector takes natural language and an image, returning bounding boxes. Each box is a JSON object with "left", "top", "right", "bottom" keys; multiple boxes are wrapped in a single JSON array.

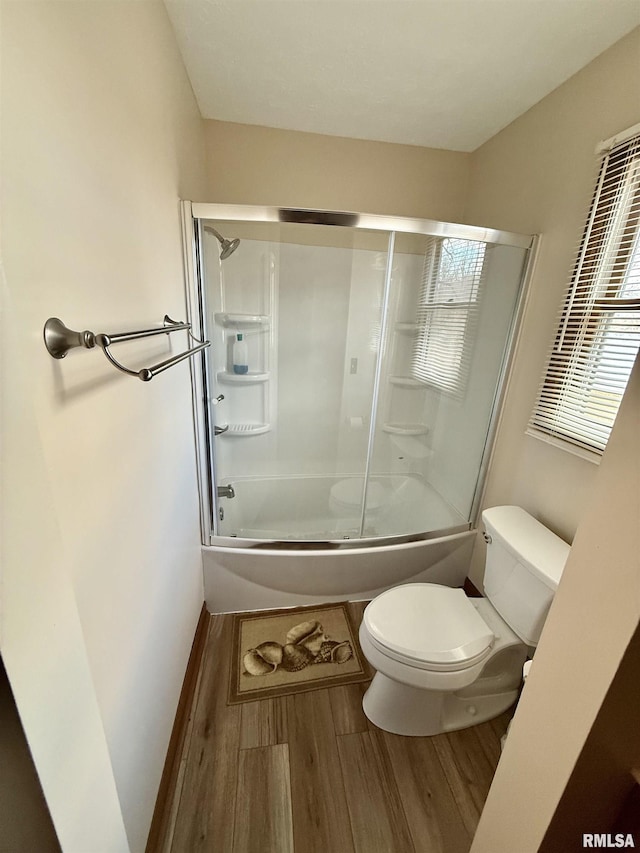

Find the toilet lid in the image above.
[{"left": 364, "top": 584, "right": 494, "bottom": 666}]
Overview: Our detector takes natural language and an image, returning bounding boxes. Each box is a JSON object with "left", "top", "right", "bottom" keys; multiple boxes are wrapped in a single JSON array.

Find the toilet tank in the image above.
[{"left": 482, "top": 506, "right": 570, "bottom": 645}]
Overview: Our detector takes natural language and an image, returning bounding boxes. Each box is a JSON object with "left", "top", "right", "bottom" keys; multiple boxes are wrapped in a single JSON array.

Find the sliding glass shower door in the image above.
[
  {"left": 191, "top": 205, "right": 533, "bottom": 543},
  {"left": 363, "top": 233, "right": 528, "bottom": 538},
  {"left": 200, "top": 220, "right": 391, "bottom": 539}
]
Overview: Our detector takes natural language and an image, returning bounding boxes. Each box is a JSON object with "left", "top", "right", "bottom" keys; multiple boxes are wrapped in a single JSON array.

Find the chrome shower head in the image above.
[{"left": 204, "top": 225, "right": 240, "bottom": 260}]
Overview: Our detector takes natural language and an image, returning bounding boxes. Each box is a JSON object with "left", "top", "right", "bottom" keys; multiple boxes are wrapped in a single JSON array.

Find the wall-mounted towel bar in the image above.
[{"left": 43, "top": 315, "right": 210, "bottom": 381}]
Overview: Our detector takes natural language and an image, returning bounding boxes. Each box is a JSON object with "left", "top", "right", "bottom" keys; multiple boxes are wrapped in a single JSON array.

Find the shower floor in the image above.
[
  {"left": 154, "top": 602, "right": 511, "bottom": 853},
  {"left": 217, "top": 473, "right": 466, "bottom": 540}
]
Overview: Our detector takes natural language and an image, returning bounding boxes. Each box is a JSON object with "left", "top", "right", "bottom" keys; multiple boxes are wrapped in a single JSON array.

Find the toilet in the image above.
[{"left": 359, "top": 505, "right": 570, "bottom": 736}]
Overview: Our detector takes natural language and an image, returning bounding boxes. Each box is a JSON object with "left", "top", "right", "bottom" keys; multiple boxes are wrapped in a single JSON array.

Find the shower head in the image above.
[
  {"left": 204, "top": 225, "right": 240, "bottom": 260},
  {"left": 219, "top": 236, "right": 241, "bottom": 260}
]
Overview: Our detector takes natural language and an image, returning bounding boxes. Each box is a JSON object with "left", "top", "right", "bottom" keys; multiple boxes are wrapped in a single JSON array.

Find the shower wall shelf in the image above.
[
  {"left": 214, "top": 312, "right": 270, "bottom": 328},
  {"left": 382, "top": 423, "right": 429, "bottom": 436},
  {"left": 43, "top": 315, "right": 210, "bottom": 382},
  {"left": 224, "top": 423, "right": 271, "bottom": 436},
  {"left": 217, "top": 370, "right": 270, "bottom": 384},
  {"left": 389, "top": 375, "right": 425, "bottom": 388}
]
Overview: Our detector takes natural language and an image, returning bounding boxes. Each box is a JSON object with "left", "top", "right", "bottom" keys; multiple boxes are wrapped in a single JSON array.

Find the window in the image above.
[
  {"left": 528, "top": 129, "right": 640, "bottom": 457},
  {"left": 411, "top": 237, "right": 486, "bottom": 397}
]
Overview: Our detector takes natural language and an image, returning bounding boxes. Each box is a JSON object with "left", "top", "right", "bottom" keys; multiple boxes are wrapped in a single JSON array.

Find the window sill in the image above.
[{"left": 525, "top": 428, "right": 602, "bottom": 465}]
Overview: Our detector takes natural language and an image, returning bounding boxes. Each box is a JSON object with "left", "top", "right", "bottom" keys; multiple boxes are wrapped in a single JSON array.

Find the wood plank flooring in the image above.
[{"left": 157, "top": 602, "right": 511, "bottom": 853}]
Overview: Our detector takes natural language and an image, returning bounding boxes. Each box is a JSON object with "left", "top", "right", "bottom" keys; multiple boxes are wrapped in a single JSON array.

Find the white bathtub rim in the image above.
[{"left": 205, "top": 528, "right": 473, "bottom": 559}]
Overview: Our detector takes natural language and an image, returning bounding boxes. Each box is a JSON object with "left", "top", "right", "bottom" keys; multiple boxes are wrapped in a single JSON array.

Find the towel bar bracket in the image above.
[{"left": 44, "top": 317, "right": 96, "bottom": 359}]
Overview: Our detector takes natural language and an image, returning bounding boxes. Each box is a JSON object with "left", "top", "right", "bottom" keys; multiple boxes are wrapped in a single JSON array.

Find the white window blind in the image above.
[
  {"left": 528, "top": 132, "right": 640, "bottom": 456},
  {"left": 411, "top": 237, "right": 486, "bottom": 397}
]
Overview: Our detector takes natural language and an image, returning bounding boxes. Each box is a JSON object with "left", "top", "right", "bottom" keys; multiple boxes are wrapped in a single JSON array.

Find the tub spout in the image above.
[{"left": 217, "top": 484, "right": 235, "bottom": 499}]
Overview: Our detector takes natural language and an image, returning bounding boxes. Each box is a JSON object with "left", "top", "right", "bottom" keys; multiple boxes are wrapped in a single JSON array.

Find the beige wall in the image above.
[
  {"left": 203, "top": 119, "right": 471, "bottom": 221},
  {"left": 1, "top": 2, "right": 206, "bottom": 851},
  {"left": 470, "top": 353, "right": 640, "bottom": 853},
  {"left": 465, "top": 27, "right": 640, "bottom": 584}
]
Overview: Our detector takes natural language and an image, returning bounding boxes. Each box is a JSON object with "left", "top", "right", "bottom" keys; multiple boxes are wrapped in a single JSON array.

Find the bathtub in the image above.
[{"left": 202, "top": 527, "right": 476, "bottom": 613}]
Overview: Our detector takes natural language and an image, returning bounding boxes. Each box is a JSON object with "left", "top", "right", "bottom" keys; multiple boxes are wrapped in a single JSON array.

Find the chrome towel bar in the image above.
[{"left": 43, "top": 315, "right": 210, "bottom": 382}]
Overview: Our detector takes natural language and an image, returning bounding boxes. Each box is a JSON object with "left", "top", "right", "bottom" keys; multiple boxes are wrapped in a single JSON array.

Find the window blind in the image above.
[
  {"left": 411, "top": 237, "right": 486, "bottom": 397},
  {"left": 528, "top": 132, "right": 640, "bottom": 456}
]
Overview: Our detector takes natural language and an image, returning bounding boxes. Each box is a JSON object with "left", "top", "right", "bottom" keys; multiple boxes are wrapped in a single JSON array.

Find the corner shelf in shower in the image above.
[
  {"left": 214, "top": 312, "right": 270, "bottom": 329},
  {"left": 217, "top": 370, "right": 270, "bottom": 384},
  {"left": 382, "top": 423, "right": 429, "bottom": 436},
  {"left": 389, "top": 375, "right": 425, "bottom": 388},
  {"left": 223, "top": 423, "right": 271, "bottom": 436}
]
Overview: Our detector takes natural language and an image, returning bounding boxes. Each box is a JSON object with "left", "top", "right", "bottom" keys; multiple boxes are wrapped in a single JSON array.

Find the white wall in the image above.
[
  {"left": 1, "top": 3, "right": 207, "bottom": 851},
  {"left": 465, "top": 27, "right": 640, "bottom": 584}
]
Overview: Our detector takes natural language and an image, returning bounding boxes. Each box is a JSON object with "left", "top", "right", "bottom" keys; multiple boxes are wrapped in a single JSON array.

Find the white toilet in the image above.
[{"left": 359, "top": 505, "right": 570, "bottom": 736}]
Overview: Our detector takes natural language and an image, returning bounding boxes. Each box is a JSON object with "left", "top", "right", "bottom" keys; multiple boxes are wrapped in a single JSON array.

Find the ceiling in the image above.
[{"left": 164, "top": 0, "right": 640, "bottom": 152}]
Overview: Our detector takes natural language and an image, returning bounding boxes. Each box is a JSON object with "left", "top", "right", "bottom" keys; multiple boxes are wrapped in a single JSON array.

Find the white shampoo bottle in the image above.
[{"left": 232, "top": 333, "right": 249, "bottom": 374}]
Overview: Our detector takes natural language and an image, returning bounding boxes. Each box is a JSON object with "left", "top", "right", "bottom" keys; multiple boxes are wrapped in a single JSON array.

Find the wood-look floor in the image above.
[{"left": 159, "top": 602, "right": 511, "bottom": 853}]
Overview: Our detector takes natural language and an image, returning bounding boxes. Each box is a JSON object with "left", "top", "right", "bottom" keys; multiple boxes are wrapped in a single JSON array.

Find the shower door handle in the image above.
[{"left": 214, "top": 424, "right": 229, "bottom": 436}]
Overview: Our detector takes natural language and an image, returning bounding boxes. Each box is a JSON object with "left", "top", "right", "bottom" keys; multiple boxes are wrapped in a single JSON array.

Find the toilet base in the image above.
[{"left": 362, "top": 671, "right": 519, "bottom": 737}]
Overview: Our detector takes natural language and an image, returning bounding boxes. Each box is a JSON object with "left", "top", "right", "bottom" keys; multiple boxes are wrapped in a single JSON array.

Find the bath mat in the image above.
[{"left": 229, "top": 602, "right": 371, "bottom": 704}]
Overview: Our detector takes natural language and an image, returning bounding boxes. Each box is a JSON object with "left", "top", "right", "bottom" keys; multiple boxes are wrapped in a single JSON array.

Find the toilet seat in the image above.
[{"left": 363, "top": 584, "right": 495, "bottom": 672}]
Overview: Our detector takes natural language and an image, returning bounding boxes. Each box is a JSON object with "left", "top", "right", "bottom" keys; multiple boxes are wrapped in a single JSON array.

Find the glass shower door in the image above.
[
  {"left": 201, "top": 219, "right": 391, "bottom": 539},
  {"left": 362, "top": 233, "right": 529, "bottom": 538}
]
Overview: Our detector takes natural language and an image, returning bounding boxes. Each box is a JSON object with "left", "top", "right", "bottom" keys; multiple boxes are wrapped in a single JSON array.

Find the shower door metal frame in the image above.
[
  {"left": 181, "top": 203, "right": 217, "bottom": 543},
  {"left": 190, "top": 203, "right": 533, "bottom": 249},
  {"left": 181, "top": 201, "right": 536, "bottom": 547},
  {"left": 468, "top": 232, "right": 541, "bottom": 522}
]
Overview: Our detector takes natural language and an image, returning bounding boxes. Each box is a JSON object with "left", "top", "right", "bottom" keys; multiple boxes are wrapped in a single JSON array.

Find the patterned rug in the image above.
[{"left": 229, "top": 602, "right": 371, "bottom": 704}]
